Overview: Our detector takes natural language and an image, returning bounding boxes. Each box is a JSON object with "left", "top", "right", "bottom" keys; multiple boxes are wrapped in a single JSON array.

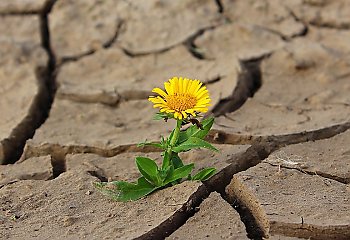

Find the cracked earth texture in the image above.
[{"left": 0, "top": 0, "right": 349, "bottom": 239}]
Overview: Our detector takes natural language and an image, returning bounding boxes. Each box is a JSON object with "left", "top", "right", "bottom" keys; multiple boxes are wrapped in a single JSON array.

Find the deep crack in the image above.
[
  {"left": 50, "top": 154, "right": 66, "bottom": 179},
  {"left": 135, "top": 185, "right": 210, "bottom": 240},
  {"left": 214, "top": 0, "right": 224, "bottom": 13},
  {"left": 184, "top": 26, "right": 216, "bottom": 60},
  {"left": 211, "top": 56, "right": 266, "bottom": 117},
  {"left": 1, "top": 0, "right": 58, "bottom": 164}
]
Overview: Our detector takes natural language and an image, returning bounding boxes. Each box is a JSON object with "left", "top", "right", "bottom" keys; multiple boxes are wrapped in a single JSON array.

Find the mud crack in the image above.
[
  {"left": 1, "top": 0, "right": 57, "bottom": 164},
  {"left": 184, "top": 26, "right": 217, "bottom": 60},
  {"left": 200, "top": 121, "right": 350, "bottom": 239},
  {"left": 214, "top": 0, "right": 224, "bottom": 13},
  {"left": 210, "top": 56, "right": 265, "bottom": 117},
  {"left": 60, "top": 20, "right": 124, "bottom": 65},
  {"left": 21, "top": 143, "right": 163, "bottom": 161},
  {"left": 135, "top": 185, "right": 210, "bottom": 240}
]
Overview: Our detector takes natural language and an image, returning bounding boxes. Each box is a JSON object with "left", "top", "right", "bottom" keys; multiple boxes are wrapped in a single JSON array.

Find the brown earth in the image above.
[{"left": 0, "top": 0, "right": 350, "bottom": 239}]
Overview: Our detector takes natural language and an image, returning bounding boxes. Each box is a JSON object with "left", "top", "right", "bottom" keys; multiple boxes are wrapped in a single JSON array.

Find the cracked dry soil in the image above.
[{"left": 0, "top": 0, "right": 349, "bottom": 239}]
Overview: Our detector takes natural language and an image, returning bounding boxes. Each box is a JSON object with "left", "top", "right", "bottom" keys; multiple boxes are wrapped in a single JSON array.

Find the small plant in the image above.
[{"left": 94, "top": 77, "right": 217, "bottom": 202}]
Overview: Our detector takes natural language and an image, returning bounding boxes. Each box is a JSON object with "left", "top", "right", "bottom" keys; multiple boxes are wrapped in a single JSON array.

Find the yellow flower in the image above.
[{"left": 148, "top": 77, "right": 211, "bottom": 120}]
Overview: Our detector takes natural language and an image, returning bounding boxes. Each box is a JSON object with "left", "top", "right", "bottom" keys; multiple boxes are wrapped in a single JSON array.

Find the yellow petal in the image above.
[
  {"left": 172, "top": 77, "right": 179, "bottom": 93},
  {"left": 188, "top": 80, "right": 199, "bottom": 93},
  {"left": 186, "top": 79, "right": 193, "bottom": 93},
  {"left": 152, "top": 88, "right": 168, "bottom": 98},
  {"left": 164, "top": 82, "right": 173, "bottom": 95},
  {"left": 183, "top": 78, "right": 189, "bottom": 93},
  {"left": 196, "top": 87, "right": 208, "bottom": 97},
  {"left": 178, "top": 77, "right": 183, "bottom": 93}
]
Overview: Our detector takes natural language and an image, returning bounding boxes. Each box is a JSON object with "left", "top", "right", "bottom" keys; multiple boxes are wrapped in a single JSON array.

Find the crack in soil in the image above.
[
  {"left": 210, "top": 56, "right": 266, "bottom": 117},
  {"left": 228, "top": 196, "right": 265, "bottom": 240},
  {"left": 285, "top": 5, "right": 350, "bottom": 31},
  {"left": 308, "top": 20, "right": 350, "bottom": 30},
  {"left": 21, "top": 128, "right": 258, "bottom": 161},
  {"left": 21, "top": 143, "right": 163, "bottom": 161},
  {"left": 266, "top": 162, "right": 349, "bottom": 185},
  {"left": 50, "top": 154, "right": 66, "bottom": 179},
  {"left": 87, "top": 170, "right": 108, "bottom": 182},
  {"left": 270, "top": 221, "right": 350, "bottom": 240},
  {"left": 205, "top": 129, "right": 257, "bottom": 145},
  {"left": 59, "top": 20, "right": 124, "bottom": 65},
  {"left": 200, "top": 121, "right": 350, "bottom": 239},
  {"left": 0, "top": 0, "right": 58, "bottom": 164},
  {"left": 204, "top": 144, "right": 270, "bottom": 239},
  {"left": 0, "top": 0, "right": 57, "bottom": 16},
  {"left": 56, "top": 89, "right": 152, "bottom": 107},
  {"left": 256, "top": 23, "right": 308, "bottom": 42},
  {"left": 122, "top": 24, "right": 223, "bottom": 59},
  {"left": 2, "top": 0, "right": 57, "bottom": 165},
  {"left": 135, "top": 184, "right": 210, "bottom": 240},
  {"left": 184, "top": 26, "right": 217, "bottom": 60},
  {"left": 214, "top": 0, "right": 224, "bottom": 13}
]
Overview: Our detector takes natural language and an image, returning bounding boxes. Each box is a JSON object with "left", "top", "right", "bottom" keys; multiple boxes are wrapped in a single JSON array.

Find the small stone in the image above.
[{"left": 85, "top": 190, "right": 92, "bottom": 195}]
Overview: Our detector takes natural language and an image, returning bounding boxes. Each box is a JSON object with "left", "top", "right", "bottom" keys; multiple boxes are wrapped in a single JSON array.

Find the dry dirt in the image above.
[{"left": 0, "top": 0, "right": 350, "bottom": 239}]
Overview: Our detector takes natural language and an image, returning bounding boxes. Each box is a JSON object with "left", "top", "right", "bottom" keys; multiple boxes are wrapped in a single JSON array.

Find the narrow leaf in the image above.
[
  {"left": 163, "top": 163, "right": 194, "bottom": 185},
  {"left": 137, "top": 141, "right": 165, "bottom": 150},
  {"left": 192, "top": 168, "right": 216, "bottom": 181},
  {"left": 135, "top": 157, "right": 159, "bottom": 185},
  {"left": 162, "top": 151, "right": 171, "bottom": 170},
  {"left": 172, "top": 137, "right": 218, "bottom": 153},
  {"left": 178, "top": 117, "right": 214, "bottom": 143},
  {"left": 93, "top": 177, "right": 157, "bottom": 202}
]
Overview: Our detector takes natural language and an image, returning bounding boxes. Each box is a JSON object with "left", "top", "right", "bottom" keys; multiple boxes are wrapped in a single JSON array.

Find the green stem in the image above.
[
  {"left": 163, "top": 120, "right": 182, "bottom": 170},
  {"left": 170, "top": 120, "right": 182, "bottom": 147}
]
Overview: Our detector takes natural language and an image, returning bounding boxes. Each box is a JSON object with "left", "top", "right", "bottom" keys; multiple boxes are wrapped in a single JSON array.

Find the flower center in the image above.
[{"left": 166, "top": 93, "right": 197, "bottom": 112}]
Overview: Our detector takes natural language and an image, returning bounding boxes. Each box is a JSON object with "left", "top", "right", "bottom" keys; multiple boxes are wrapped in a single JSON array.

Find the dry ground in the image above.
[{"left": 0, "top": 0, "right": 349, "bottom": 239}]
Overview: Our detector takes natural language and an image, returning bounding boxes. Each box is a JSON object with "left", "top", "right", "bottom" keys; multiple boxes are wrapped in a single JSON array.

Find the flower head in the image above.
[{"left": 148, "top": 77, "right": 211, "bottom": 120}]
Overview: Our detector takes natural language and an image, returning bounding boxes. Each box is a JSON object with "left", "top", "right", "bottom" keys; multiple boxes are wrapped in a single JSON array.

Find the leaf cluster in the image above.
[{"left": 94, "top": 117, "right": 217, "bottom": 202}]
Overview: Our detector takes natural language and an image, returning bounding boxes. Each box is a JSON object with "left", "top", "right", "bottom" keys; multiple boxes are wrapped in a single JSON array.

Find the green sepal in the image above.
[
  {"left": 192, "top": 168, "right": 216, "bottom": 181},
  {"left": 135, "top": 157, "right": 160, "bottom": 186},
  {"left": 172, "top": 137, "right": 218, "bottom": 153},
  {"left": 153, "top": 112, "right": 174, "bottom": 120},
  {"left": 93, "top": 177, "right": 157, "bottom": 202},
  {"left": 178, "top": 117, "right": 214, "bottom": 144}
]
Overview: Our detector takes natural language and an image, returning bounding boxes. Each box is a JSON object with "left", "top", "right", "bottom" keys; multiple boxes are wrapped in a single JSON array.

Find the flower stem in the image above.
[
  {"left": 170, "top": 120, "right": 182, "bottom": 147},
  {"left": 162, "top": 120, "right": 182, "bottom": 170}
]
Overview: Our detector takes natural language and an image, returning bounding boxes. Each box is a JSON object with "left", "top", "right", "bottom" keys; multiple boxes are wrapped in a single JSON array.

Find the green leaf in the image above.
[
  {"left": 135, "top": 157, "right": 159, "bottom": 186},
  {"left": 137, "top": 141, "right": 165, "bottom": 150},
  {"left": 93, "top": 177, "right": 157, "bottom": 202},
  {"left": 166, "top": 129, "right": 176, "bottom": 146},
  {"left": 163, "top": 163, "right": 194, "bottom": 185},
  {"left": 178, "top": 117, "right": 214, "bottom": 144},
  {"left": 192, "top": 168, "right": 216, "bottom": 181},
  {"left": 162, "top": 151, "right": 171, "bottom": 170},
  {"left": 172, "top": 137, "right": 218, "bottom": 153},
  {"left": 171, "top": 153, "right": 184, "bottom": 169}
]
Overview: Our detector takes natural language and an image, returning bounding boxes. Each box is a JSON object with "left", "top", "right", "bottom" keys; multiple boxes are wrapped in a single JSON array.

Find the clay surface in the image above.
[
  {"left": 1, "top": 0, "right": 350, "bottom": 239},
  {"left": 167, "top": 192, "right": 248, "bottom": 239}
]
